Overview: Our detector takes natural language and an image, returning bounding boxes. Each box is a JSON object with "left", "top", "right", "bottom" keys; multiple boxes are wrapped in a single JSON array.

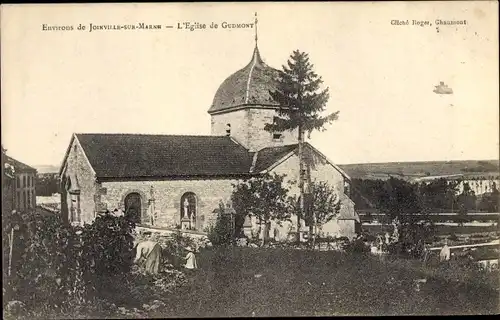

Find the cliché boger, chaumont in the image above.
[
  {"left": 435, "top": 19, "right": 467, "bottom": 25},
  {"left": 391, "top": 19, "right": 467, "bottom": 26}
]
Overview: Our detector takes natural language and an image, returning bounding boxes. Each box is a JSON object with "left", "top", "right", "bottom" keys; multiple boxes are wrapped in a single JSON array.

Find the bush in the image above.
[
  {"left": 3, "top": 212, "right": 136, "bottom": 313},
  {"left": 206, "top": 214, "right": 233, "bottom": 247},
  {"left": 8, "top": 212, "right": 79, "bottom": 310},
  {"left": 341, "top": 237, "right": 370, "bottom": 253}
]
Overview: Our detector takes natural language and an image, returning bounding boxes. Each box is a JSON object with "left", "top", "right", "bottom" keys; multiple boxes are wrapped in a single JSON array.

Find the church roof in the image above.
[
  {"left": 75, "top": 133, "right": 255, "bottom": 179},
  {"left": 66, "top": 134, "right": 350, "bottom": 181},
  {"left": 253, "top": 144, "right": 298, "bottom": 173},
  {"left": 208, "top": 45, "right": 280, "bottom": 115}
]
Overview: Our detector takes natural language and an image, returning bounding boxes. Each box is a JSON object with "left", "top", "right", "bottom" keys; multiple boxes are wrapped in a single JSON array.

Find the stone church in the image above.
[{"left": 59, "top": 41, "right": 360, "bottom": 239}]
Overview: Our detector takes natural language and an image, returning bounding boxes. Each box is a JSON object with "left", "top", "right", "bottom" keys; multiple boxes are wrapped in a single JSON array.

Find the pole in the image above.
[{"left": 8, "top": 227, "right": 14, "bottom": 277}]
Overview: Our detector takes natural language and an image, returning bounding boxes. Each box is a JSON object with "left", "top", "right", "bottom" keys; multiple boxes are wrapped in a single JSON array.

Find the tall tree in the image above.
[
  {"left": 265, "top": 50, "right": 339, "bottom": 243},
  {"left": 231, "top": 173, "right": 290, "bottom": 246}
]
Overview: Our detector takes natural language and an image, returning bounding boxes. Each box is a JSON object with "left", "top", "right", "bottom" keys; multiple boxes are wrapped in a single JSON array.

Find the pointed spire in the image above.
[
  {"left": 254, "top": 12, "right": 258, "bottom": 46},
  {"left": 249, "top": 12, "right": 264, "bottom": 67}
]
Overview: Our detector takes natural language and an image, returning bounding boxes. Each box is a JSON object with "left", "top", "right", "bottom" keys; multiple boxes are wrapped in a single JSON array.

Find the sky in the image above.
[{"left": 1, "top": 2, "right": 498, "bottom": 168}]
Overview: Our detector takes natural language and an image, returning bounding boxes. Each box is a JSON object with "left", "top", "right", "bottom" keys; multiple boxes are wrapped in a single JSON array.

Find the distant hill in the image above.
[
  {"left": 338, "top": 160, "right": 499, "bottom": 181},
  {"left": 34, "top": 165, "right": 59, "bottom": 174}
]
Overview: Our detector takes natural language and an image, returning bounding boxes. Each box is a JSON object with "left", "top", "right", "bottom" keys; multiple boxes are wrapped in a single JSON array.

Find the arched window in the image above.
[
  {"left": 180, "top": 192, "right": 197, "bottom": 230},
  {"left": 124, "top": 192, "right": 142, "bottom": 224}
]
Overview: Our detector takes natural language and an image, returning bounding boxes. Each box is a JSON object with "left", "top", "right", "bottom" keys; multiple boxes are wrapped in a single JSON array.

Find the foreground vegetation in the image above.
[{"left": 4, "top": 243, "right": 498, "bottom": 318}]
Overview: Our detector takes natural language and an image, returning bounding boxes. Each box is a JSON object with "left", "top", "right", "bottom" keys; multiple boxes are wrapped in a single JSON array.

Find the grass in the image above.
[
  {"left": 148, "top": 247, "right": 498, "bottom": 317},
  {"left": 6, "top": 247, "right": 498, "bottom": 318}
]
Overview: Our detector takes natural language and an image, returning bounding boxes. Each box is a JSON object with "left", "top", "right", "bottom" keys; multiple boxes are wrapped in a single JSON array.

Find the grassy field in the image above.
[
  {"left": 338, "top": 160, "right": 499, "bottom": 180},
  {"left": 147, "top": 247, "right": 498, "bottom": 317}
]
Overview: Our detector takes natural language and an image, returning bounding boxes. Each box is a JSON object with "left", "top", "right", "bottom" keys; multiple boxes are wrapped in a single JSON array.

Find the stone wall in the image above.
[
  {"left": 60, "top": 136, "right": 99, "bottom": 225},
  {"left": 100, "top": 178, "right": 239, "bottom": 231},
  {"left": 270, "top": 150, "right": 358, "bottom": 239},
  {"left": 210, "top": 107, "right": 297, "bottom": 151}
]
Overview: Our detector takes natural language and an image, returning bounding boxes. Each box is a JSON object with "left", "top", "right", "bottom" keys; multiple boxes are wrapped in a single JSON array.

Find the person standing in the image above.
[
  {"left": 440, "top": 241, "right": 451, "bottom": 262},
  {"left": 184, "top": 246, "right": 198, "bottom": 271},
  {"left": 134, "top": 238, "right": 162, "bottom": 274}
]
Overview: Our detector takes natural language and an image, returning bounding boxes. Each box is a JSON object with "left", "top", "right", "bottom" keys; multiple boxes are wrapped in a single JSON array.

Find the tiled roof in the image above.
[
  {"left": 208, "top": 45, "right": 280, "bottom": 114},
  {"left": 5, "top": 156, "right": 37, "bottom": 173},
  {"left": 253, "top": 144, "right": 298, "bottom": 172},
  {"left": 73, "top": 134, "right": 348, "bottom": 182},
  {"left": 76, "top": 133, "right": 255, "bottom": 179}
]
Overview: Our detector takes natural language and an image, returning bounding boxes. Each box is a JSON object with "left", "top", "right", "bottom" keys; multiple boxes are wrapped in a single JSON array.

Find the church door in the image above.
[{"left": 124, "top": 193, "right": 142, "bottom": 224}]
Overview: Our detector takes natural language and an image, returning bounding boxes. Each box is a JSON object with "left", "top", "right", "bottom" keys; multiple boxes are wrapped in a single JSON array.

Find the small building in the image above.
[{"left": 2, "top": 151, "right": 37, "bottom": 213}]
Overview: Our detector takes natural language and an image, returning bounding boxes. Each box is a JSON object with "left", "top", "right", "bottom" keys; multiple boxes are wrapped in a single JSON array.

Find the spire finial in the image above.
[{"left": 254, "top": 12, "right": 258, "bottom": 46}]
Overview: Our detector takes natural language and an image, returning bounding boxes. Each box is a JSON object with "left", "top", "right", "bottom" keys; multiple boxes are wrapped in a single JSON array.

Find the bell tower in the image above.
[{"left": 207, "top": 13, "right": 297, "bottom": 151}]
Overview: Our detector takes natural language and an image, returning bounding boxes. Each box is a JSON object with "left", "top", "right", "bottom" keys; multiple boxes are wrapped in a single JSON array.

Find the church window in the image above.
[
  {"left": 17, "top": 191, "right": 20, "bottom": 208},
  {"left": 16, "top": 176, "right": 20, "bottom": 188},
  {"left": 70, "top": 194, "right": 81, "bottom": 223},
  {"left": 23, "top": 176, "right": 26, "bottom": 188},
  {"left": 226, "top": 123, "right": 231, "bottom": 136},
  {"left": 124, "top": 192, "right": 142, "bottom": 224},
  {"left": 180, "top": 192, "right": 197, "bottom": 230}
]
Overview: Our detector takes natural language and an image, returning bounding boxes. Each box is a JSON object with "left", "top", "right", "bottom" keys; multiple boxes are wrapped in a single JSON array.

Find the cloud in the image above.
[{"left": 433, "top": 81, "right": 454, "bottom": 94}]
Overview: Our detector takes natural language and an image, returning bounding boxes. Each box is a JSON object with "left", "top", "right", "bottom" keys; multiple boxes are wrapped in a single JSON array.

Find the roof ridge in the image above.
[{"left": 75, "top": 133, "right": 230, "bottom": 138}]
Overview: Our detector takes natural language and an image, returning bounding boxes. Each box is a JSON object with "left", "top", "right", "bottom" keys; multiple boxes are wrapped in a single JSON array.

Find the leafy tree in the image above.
[
  {"left": 36, "top": 173, "right": 59, "bottom": 196},
  {"left": 418, "top": 178, "right": 459, "bottom": 212},
  {"left": 372, "top": 178, "right": 435, "bottom": 256},
  {"left": 294, "top": 180, "right": 341, "bottom": 247},
  {"left": 456, "top": 182, "right": 476, "bottom": 217},
  {"left": 231, "top": 173, "right": 290, "bottom": 246},
  {"left": 264, "top": 50, "right": 339, "bottom": 243},
  {"left": 478, "top": 183, "right": 499, "bottom": 213},
  {"left": 206, "top": 201, "right": 234, "bottom": 247}
]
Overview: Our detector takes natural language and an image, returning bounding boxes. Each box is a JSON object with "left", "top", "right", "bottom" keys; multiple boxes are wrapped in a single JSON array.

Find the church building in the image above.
[{"left": 59, "top": 33, "right": 360, "bottom": 239}]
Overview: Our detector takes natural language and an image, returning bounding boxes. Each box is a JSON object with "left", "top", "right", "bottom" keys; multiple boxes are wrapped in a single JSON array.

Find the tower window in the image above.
[
  {"left": 226, "top": 124, "right": 231, "bottom": 136},
  {"left": 272, "top": 116, "right": 283, "bottom": 141},
  {"left": 273, "top": 133, "right": 282, "bottom": 140}
]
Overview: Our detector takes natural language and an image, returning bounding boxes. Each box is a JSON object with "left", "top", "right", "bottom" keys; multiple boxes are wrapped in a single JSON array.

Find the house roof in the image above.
[
  {"left": 75, "top": 133, "right": 255, "bottom": 179},
  {"left": 5, "top": 156, "right": 37, "bottom": 173},
  {"left": 208, "top": 45, "right": 280, "bottom": 115}
]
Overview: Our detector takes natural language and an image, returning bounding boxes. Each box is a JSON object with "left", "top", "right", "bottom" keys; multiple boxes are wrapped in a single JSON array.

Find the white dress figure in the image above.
[
  {"left": 184, "top": 247, "right": 198, "bottom": 269},
  {"left": 440, "top": 244, "right": 451, "bottom": 262}
]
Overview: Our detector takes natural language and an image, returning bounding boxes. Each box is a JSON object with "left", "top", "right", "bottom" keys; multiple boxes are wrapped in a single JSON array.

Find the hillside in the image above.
[
  {"left": 34, "top": 165, "right": 59, "bottom": 174},
  {"left": 338, "top": 160, "right": 499, "bottom": 181}
]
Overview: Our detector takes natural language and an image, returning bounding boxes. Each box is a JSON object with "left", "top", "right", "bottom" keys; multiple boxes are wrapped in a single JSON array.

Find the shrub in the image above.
[
  {"left": 158, "top": 231, "right": 197, "bottom": 268},
  {"left": 206, "top": 213, "right": 233, "bottom": 247},
  {"left": 4, "top": 212, "right": 136, "bottom": 313},
  {"left": 342, "top": 237, "right": 370, "bottom": 253}
]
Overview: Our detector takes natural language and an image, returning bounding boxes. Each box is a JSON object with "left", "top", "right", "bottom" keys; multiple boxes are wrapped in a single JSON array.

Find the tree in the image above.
[
  {"left": 231, "top": 173, "right": 290, "bottom": 246},
  {"left": 304, "top": 180, "right": 341, "bottom": 248},
  {"left": 206, "top": 201, "right": 234, "bottom": 247},
  {"left": 264, "top": 50, "right": 339, "bottom": 243},
  {"left": 376, "top": 178, "right": 435, "bottom": 256}
]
